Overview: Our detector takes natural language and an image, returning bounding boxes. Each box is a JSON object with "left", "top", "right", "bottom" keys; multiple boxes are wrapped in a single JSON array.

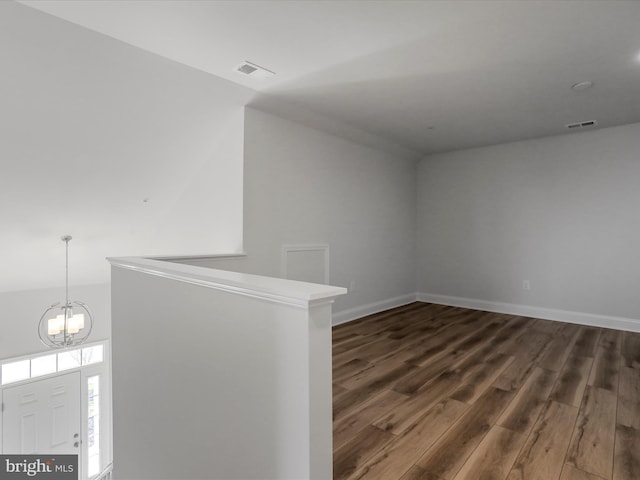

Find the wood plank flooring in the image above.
[{"left": 333, "top": 302, "right": 640, "bottom": 480}]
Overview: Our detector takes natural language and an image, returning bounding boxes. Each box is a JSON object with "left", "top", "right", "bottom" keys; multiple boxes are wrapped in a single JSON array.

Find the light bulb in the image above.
[
  {"left": 67, "top": 319, "right": 80, "bottom": 334},
  {"left": 48, "top": 315, "right": 63, "bottom": 335},
  {"left": 67, "top": 313, "right": 85, "bottom": 335},
  {"left": 47, "top": 317, "right": 62, "bottom": 335}
]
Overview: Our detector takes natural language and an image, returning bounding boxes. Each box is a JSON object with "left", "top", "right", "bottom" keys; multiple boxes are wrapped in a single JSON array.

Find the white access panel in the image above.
[{"left": 281, "top": 244, "right": 330, "bottom": 284}]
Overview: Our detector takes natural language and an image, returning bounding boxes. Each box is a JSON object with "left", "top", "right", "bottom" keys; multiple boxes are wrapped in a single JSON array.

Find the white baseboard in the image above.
[
  {"left": 332, "top": 293, "right": 418, "bottom": 326},
  {"left": 417, "top": 292, "right": 640, "bottom": 333}
]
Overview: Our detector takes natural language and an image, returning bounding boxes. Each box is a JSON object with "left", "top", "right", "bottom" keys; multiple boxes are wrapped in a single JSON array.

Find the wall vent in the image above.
[
  {"left": 235, "top": 61, "right": 275, "bottom": 80},
  {"left": 565, "top": 120, "right": 598, "bottom": 129}
]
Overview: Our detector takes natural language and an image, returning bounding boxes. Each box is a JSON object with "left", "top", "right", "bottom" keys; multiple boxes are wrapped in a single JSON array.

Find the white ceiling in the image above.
[
  {"left": 3, "top": 0, "right": 640, "bottom": 294},
  {"left": 19, "top": 0, "right": 640, "bottom": 154}
]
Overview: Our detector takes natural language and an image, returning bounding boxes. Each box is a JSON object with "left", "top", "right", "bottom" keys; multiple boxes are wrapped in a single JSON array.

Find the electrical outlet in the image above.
[
  {"left": 523, "top": 280, "right": 531, "bottom": 291},
  {"left": 349, "top": 280, "right": 356, "bottom": 292}
]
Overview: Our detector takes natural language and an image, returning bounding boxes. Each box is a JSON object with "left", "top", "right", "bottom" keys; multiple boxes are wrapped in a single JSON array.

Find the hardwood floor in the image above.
[{"left": 332, "top": 302, "right": 640, "bottom": 480}]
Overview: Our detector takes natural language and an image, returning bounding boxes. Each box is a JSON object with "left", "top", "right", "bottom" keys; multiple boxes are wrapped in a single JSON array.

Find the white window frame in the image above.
[{"left": 0, "top": 340, "right": 112, "bottom": 480}]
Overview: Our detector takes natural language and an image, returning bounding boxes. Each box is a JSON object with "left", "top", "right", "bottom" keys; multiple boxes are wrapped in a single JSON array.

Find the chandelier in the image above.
[{"left": 38, "top": 235, "right": 93, "bottom": 348}]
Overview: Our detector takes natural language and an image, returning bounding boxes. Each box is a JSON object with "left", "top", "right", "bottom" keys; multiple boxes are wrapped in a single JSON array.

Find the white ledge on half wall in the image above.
[{"left": 107, "top": 256, "right": 347, "bottom": 308}]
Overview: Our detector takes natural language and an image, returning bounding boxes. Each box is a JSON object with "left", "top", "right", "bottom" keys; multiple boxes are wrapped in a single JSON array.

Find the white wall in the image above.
[
  {"left": 183, "top": 107, "right": 420, "bottom": 322},
  {"left": 110, "top": 258, "right": 345, "bottom": 479},
  {"left": 1, "top": 1, "right": 253, "bottom": 361},
  {"left": 0, "top": 1, "right": 253, "bottom": 293},
  {"left": 0, "top": 283, "right": 110, "bottom": 361},
  {"left": 241, "top": 108, "right": 419, "bottom": 322},
  {"left": 417, "top": 122, "right": 640, "bottom": 328}
]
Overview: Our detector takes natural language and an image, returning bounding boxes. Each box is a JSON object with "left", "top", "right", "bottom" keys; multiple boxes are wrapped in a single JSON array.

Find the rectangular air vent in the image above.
[
  {"left": 566, "top": 120, "right": 598, "bottom": 129},
  {"left": 235, "top": 61, "right": 275, "bottom": 80}
]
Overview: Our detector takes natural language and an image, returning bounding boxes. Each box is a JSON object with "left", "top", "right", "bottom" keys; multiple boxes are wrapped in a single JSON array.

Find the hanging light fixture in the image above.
[{"left": 38, "top": 235, "right": 93, "bottom": 348}]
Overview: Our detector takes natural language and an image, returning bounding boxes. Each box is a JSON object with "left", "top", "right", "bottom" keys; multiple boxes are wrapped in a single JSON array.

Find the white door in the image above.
[{"left": 2, "top": 372, "right": 81, "bottom": 458}]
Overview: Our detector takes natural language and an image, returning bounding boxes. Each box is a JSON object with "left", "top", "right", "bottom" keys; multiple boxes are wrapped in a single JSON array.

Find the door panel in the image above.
[
  {"left": 21, "top": 413, "right": 37, "bottom": 452},
  {"left": 2, "top": 372, "right": 81, "bottom": 456}
]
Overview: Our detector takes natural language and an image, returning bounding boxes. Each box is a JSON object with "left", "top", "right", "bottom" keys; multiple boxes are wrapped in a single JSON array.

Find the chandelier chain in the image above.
[{"left": 65, "top": 236, "right": 69, "bottom": 307}]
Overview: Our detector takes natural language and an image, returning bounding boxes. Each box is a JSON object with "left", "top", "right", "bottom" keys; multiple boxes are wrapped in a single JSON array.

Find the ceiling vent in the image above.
[
  {"left": 235, "top": 61, "right": 275, "bottom": 80},
  {"left": 565, "top": 120, "right": 598, "bottom": 130}
]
